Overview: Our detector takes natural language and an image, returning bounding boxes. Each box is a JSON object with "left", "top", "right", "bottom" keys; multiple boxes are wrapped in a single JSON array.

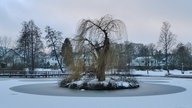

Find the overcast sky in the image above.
[{"left": 0, "top": 0, "right": 192, "bottom": 45}]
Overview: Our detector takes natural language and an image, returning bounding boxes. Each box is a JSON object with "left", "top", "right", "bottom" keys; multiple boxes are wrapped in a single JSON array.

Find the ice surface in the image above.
[{"left": 0, "top": 70, "right": 192, "bottom": 108}]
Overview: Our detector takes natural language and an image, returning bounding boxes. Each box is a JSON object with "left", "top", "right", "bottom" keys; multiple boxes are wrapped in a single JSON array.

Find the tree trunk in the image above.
[
  {"left": 96, "top": 36, "right": 109, "bottom": 81},
  {"left": 52, "top": 39, "right": 64, "bottom": 73},
  {"left": 165, "top": 48, "right": 170, "bottom": 75},
  {"left": 31, "top": 34, "right": 35, "bottom": 73},
  {"left": 54, "top": 47, "right": 64, "bottom": 73},
  {"left": 97, "top": 53, "right": 107, "bottom": 81}
]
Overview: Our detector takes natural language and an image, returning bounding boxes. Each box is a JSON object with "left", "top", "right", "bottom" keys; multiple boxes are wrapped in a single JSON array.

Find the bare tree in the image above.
[
  {"left": 17, "top": 20, "right": 43, "bottom": 72},
  {"left": 17, "top": 21, "right": 30, "bottom": 68},
  {"left": 75, "top": 15, "right": 127, "bottom": 81},
  {"left": 186, "top": 42, "right": 192, "bottom": 55},
  {"left": 45, "top": 26, "right": 64, "bottom": 73},
  {"left": 158, "top": 22, "right": 176, "bottom": 75},
  {"left": 125, "top": 42, "right": 135, "bottom": 68},
  {"left": 138, "top": 45, "right": 150, "bottom": 72},
  {"left": 173, "top": 43, "right": 192, "bottom": 71},
  {"left": 147, "top": 43, "right": 156, "bottom": 69},
  {"left": 147, "top": 43, "right": 156, "bottom": 57},
  {"left": 0, "top": 36, "right": 11, "bottom": 56}
]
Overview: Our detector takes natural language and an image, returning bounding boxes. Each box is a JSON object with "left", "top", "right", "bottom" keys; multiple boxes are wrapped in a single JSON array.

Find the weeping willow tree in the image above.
[{"left": 75, "top": 15, "right": 127, "bottom": 81}]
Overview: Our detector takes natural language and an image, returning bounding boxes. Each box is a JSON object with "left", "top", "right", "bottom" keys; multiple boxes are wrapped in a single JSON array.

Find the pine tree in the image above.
[{"left": 61, "top": 38, "right": 73, "bottom": 67}]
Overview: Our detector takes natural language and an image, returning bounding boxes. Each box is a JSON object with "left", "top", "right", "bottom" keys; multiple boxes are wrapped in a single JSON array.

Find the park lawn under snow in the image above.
[
  {"left": 133, "top": 69, "right": 192, "bottom": 76},
  {"left": 0, "top": 73, "right": 192, "bottom": 108}
]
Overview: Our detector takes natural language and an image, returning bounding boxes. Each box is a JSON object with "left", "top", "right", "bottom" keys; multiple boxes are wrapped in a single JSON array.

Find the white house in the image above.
[
  {"left": 131, "top": 56, "right": 158, "bottom": 67},
  {"left": 44, "top": 54, "right": 63, "bottom": 68},
  {"left": 0, "top": 49, "right": 23, "bottom": 68}
]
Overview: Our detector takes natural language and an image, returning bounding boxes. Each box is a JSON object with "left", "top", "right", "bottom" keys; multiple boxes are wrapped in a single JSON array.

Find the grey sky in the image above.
[{"left": 0, "top": 0, "right": 192, "bottom": 44}]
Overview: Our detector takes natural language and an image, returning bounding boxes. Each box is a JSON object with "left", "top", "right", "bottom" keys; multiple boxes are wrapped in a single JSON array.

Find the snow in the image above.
[
  {"left": 89, "top": 78, "right": 98, "bottom": 83},
  {"left": 116, "top": 81, "right": 129, "bottom": 87},
  {"left": 73, "top": 80, "right": 84, "bottom": 85},
  {"left": 1, "top": 70, "right": 192, "bottom": 108},
  {"left": 70, "top": 77, "right": 135, "bottom": 89},
  {"left": 133, "top": 69, "right": 192, "bottom": 76}
]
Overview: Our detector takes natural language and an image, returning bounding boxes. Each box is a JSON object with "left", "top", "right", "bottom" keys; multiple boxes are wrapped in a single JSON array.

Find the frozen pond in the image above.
[
  {"left": 1, "top": 77, "right": 192, "bottom": 108},
  {"left": 10, "top": 81, "right": 185, "bottom": 97}
]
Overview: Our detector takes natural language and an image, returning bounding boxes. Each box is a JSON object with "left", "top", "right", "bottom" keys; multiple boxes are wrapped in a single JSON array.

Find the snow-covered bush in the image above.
[{"left": 60, "top": 76, "right": 139, "bottom": 90}]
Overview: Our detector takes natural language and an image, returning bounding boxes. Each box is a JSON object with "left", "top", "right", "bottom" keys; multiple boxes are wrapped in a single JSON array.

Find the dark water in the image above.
[{"left": 10, "top": 82, "right": 186, "bottom": 97}]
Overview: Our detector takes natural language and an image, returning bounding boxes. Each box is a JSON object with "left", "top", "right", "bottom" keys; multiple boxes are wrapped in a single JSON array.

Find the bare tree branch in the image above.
[
  {"left": 158, "top": 21, "right": 176, "bottom": 75},
  {"left": 74, "top": 15, "right": 127, "bottom": 81}
]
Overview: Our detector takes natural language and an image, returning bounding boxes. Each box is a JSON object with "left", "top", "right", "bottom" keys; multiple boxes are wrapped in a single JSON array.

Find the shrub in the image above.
[{"left": 60, "top": 76, "right": 139, "bottom": 90}]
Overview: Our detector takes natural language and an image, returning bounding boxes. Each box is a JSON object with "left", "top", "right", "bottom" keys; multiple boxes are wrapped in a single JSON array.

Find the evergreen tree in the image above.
[
  {"left": 173, "top": 43, "right": 191, "bottom": 70},
  {"left": 61, "top": 38, "right": 73, "bottom": 67}
]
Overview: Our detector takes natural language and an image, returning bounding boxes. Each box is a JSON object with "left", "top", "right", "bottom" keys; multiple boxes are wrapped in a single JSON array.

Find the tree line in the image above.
[
  {"left": 1, "top": 16, "right": 192, "bottom": 76},
  {"left": 14, "top": 20, "right": 74, "bottom": 73}
]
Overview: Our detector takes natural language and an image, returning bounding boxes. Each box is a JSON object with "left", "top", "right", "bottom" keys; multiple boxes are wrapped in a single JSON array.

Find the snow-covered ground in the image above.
[
  {"left": 0, "top": 75, "right": 192, "bottom": 108},
  {"left": 133, "top": 69, "right": 192, "bottom": 76}
]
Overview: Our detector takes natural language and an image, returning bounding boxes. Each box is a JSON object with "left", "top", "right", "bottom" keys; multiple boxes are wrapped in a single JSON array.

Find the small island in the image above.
[{"left": 60, "top": 15, "right": 139, "bottom": 90}]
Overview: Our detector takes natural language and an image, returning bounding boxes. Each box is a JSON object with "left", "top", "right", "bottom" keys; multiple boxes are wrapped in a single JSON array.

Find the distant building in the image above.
[
  {"left": 0, "top": 49, "right": 24, "bottom": 68},
  {"left": 43, "top": 54, "right": 63, "bottom": 69},
  {"left": 131, "top": 56, "right": 158, "bottom": 67}
]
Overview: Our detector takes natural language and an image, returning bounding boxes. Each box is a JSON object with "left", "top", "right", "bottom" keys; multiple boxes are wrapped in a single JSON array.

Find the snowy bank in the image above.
[
  {"left": 60, "top": 76, "right": 139, "bottom": 90},
  {"left": 133, "top": 69, "right": 192, "bottom": 77}
]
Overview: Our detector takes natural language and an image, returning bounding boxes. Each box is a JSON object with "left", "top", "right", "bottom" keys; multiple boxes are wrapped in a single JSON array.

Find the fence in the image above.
[{"left": 0, "top": 70, "right": 69, "bottom": 78}]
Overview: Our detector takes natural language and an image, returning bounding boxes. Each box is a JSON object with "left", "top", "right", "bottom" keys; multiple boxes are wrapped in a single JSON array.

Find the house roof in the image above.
[{"left": 1, "top": 49, "right": 23, "bottom": 58}]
